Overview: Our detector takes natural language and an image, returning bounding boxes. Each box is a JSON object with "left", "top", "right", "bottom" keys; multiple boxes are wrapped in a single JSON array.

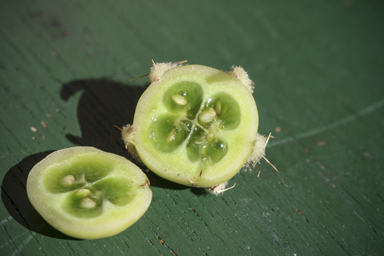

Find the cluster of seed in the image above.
[{"left": 61, "top": 174, "right": 99, "bottom": 210}]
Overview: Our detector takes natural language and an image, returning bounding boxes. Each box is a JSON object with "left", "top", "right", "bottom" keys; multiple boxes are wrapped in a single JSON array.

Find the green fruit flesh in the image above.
[
  {"left": 130, "top": 65, "right": 259, "bottom": 187},
  {"left": 27, "top": 147, "right": 152, "bottom": 239}
]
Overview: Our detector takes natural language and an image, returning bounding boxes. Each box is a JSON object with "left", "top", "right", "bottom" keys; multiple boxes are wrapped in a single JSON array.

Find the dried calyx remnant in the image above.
[
  {"left": 122, "top": 60, "right": 278, "bottom": 195},
  {"left": 206, "top": 133, "right": 279, "bottom": 195},
  {"left": 121, "top": 124, "right": 142, "bottom": 164}
]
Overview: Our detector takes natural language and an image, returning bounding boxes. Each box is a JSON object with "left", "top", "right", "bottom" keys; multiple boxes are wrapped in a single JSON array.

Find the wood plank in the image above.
[{"left": 1, "top": 0, "right": 384, "bottom": 255}]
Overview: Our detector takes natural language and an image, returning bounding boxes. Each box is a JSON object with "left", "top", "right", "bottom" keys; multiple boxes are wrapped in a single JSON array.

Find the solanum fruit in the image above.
[
  {"left": 27, "top": 146, "right": 152, "bottom": 239},
  {"left": 123, "top": 62, "right": 268, "bottom": 188}
]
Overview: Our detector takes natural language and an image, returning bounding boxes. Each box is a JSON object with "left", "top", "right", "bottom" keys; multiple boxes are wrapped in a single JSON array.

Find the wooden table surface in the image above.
[{"left": 1, "top": 0, "right": 384, "bottom": 255}]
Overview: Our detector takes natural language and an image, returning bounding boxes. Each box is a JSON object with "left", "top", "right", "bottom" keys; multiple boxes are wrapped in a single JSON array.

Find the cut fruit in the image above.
[
  {"left": 123, "top": 62, "right": 266, "bottom": 188},
  {"left": 26, "top": 147, "right": 152, "bottom": 239}
]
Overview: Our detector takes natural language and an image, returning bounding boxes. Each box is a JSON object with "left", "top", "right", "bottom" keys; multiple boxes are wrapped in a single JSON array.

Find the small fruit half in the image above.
[{"left": 27, "top": 146, "right": 152, "bottom": 239}]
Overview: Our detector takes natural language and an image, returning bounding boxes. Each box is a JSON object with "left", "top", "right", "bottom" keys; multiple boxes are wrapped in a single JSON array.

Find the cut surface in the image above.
[
  {"left": 126, "top": 64, "right": 259, "bottom": 187},
  {"left": 27, "top": 147, "right": 152, "bottom": 239},
  {"left": 129, "top": 65, "right": 258, "bottom": 187}
]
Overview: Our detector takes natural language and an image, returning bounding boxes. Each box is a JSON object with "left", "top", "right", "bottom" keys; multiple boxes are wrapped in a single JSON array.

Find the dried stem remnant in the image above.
[
  {"left": 245, "top": 133, "right": 279, "bottom": 174},
  {"left": 149, "top": 60, "right": 187, "bottom": 82},
  {"left": 228, "top": 66, "right": 254, "bottom": 93},
  {"left": 205, "top": 182, "right": 236, "bottom": 196},
  {"left": 121, "top": 124, "right": 142, "bottom": 163}
]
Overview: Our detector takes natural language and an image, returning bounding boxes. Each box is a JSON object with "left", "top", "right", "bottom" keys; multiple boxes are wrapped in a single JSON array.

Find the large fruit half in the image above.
[{"left": 123, "top": 63, "right": 260, "bottom": 188}]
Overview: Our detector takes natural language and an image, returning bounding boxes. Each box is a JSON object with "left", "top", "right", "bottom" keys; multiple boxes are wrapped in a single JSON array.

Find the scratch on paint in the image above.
[
  {"left": 0, "top": 216, "right": 33, "bottom": 254},
  {"left": 353, "top": 211, "right": 366, "bottom": 224},
  {"left": 0, "top": 232, "right": 28, "bottom": 249},
  {"left": 10, "top": 234, "right": 33, "bottom": 256},
  {"left": 0, "top": 216, "right": 13, "bottom": 225},
  {"left": 268, "top": 98, "right": 384, "bottom": 148}
]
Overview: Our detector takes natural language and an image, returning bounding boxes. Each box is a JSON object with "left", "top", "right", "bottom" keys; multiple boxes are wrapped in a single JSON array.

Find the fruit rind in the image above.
[{"left": 27, "top": 146, "right": 152, "bottom": 240}]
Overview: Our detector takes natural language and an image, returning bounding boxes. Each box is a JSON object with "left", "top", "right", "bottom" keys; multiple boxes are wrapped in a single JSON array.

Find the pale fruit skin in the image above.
[
  {"left": 123, "top": 63, "right": 265, "bottom": 188},
  {"left": 27, "top": 147, "right": 152, "bottom": 240}
]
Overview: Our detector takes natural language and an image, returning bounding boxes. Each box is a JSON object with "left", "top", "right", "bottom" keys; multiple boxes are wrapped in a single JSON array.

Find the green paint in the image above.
[{"left": 1, "top": 0, "right": 384, "bottom": 254}]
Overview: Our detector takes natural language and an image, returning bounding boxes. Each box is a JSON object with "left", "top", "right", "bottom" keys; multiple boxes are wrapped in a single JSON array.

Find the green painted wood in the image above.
[{"left": 1, "top": 0, "right": 384, "bottom": 255}]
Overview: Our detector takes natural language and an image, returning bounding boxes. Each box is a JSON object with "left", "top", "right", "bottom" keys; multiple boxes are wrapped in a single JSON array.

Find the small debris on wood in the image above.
[
  {"left": 157, "top": 236, "right": 165, "bottom": 245},
  {"left": 316, "top": 140, "right": 326, "bottom": 146}
]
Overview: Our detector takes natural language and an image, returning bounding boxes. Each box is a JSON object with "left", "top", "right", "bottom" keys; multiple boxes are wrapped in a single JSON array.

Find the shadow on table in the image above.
[
  {"left": 1, "top": 151, "right": 77, "bottom": 239},
  {"left": 60, "top": 78, "right": 197, "bottom": 191},
  {"left": 1, "top": 78, "right": 209, "bottom": 239}
]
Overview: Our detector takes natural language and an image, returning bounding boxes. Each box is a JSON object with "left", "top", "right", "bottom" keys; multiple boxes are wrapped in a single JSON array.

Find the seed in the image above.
[
  {"left": 199, "top": 108, "right": 216, "bottom": 123},
  {"left": 76, "top": 188, "right": 91, "bottom": 197},
  {"left": 80, "top": 198, "right": 97, "bottom": 209},
  {"left": 166, "top": 130, "right": 176, "bottom": 143},
  {"left": 172, "top": 94, "right": 187, "bottom": 106},
  {"left": 62, "top": 175, "right": 75, "bottom": 185}
]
